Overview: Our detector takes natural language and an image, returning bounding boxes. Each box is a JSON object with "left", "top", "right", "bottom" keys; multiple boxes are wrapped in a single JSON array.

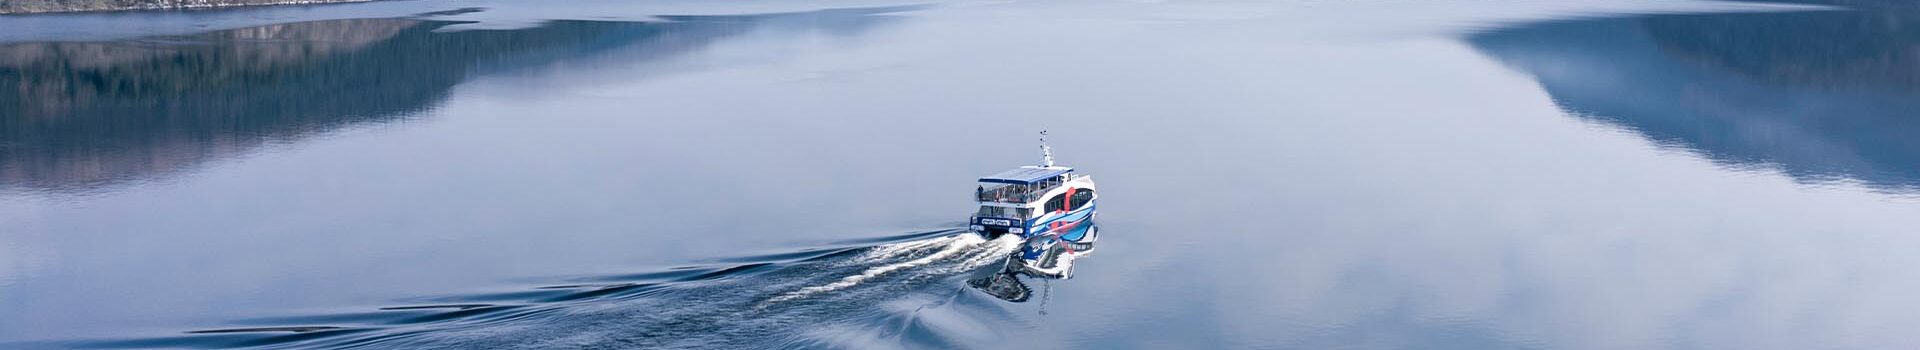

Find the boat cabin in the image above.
[
  {"left": 976, "top": 166, "right": 1074, "bottom": 204},
  {"left": 972, "top": 166, "right": 1087, "bottom": 236}
]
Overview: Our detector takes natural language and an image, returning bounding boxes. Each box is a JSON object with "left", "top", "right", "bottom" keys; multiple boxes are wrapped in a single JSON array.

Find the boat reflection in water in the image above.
[{"left": 965, "top": 228, "right": 1100, "bottom": 303}]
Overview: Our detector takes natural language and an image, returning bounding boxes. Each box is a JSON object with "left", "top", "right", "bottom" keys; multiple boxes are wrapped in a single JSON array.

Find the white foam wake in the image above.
[
  {"left": 766, "top": 235, "right": 993, "bottom": 304},
  {"left": 922, "top": 236, "right": 1021, "bottom": 276},
  {"left": 839, "top": 236, "right": 957, "bottom": 267}
]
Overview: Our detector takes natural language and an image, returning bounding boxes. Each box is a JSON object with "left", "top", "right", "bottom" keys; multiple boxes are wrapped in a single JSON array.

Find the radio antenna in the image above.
[{"left": 1039, "top": 130, "right": 1055, "bottom": 167}]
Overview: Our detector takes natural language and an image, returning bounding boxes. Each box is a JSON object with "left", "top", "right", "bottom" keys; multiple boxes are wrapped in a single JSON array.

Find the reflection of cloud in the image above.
[
  {"left": 1163, "top": 9, "right": 1920, "bottom": 349},
  {"left": 948, "top": 2, "right": 1920, "bottom": 347},
  {"left": 0, "top": 241, "right": 50, "bottom": 291},
  {"left": 0, "top": 205, "right": 51, "bottom": 293},
  {"left": 1190, "top": 149, "right": 1920, "bottom": 349}
]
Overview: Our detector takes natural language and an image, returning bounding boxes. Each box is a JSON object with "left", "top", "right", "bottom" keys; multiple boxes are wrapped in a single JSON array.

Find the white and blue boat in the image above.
[{"left": 970, "top": 132, "right": 1098, "bottom": 279}]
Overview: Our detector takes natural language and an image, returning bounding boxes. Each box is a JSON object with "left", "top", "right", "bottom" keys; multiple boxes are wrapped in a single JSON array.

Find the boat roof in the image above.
[{"left": 979, "top": 166, "right": 1073, "bottom": 184}]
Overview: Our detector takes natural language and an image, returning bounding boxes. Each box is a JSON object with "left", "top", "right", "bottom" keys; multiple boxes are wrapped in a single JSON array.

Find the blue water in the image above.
[{"left": 4, "top": 0, "right": 1920, "bottom": 349}]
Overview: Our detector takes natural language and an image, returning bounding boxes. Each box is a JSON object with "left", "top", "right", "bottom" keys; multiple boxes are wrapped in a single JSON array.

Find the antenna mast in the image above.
[{"left": 1040, "top": 130, "right": 1055, "bottom": 167}]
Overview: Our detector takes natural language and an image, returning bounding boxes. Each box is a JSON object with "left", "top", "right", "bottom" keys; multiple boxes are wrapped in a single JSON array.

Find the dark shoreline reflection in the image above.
[
  {"left": 1468, "top": 10, "right": 1920, "bottom": 192},
  {"left": 0, "top": 7, "right": 910, "bottom": 194}
]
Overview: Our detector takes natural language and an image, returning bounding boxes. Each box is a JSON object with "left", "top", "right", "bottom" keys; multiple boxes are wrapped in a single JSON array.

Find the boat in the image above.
[{"left": 969, "top": 131, "right": 1098, "bottom": 279}]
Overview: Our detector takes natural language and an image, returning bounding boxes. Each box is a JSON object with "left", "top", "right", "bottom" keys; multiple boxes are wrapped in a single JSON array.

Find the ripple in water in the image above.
[{"left": 60, "top": 227, "right": 1076, "bottom": 349}]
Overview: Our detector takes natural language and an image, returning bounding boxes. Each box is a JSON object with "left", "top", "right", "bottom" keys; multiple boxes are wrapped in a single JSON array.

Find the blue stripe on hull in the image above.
[{"left": 1025, "top": 202, "right": 1096, "bottom": 240}]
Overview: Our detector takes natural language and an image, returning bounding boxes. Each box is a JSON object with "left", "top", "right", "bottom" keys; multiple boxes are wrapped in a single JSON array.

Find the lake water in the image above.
[{"left": 4, "top": 0, "right": 1920, "bottom": 349}]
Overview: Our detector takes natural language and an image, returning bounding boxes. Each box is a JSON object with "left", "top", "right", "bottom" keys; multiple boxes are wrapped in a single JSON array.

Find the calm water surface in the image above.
[{"left": 4, "top": 0, "right": 1920, "bottom": 349}]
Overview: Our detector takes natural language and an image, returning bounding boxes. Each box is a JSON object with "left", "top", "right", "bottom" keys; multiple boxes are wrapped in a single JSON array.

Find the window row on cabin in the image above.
[{"left": 1042, "top": 188, "right": 1096, "bottom": 213}]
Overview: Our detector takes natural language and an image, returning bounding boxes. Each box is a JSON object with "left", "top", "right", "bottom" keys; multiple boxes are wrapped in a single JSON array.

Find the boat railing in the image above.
[{"left": 976, "top": 176, "right": 1077, "bottom": 203}]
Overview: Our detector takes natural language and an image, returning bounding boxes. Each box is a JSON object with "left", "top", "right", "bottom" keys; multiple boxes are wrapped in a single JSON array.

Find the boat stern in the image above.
[{"left": 970, "top": 215, "right": 1027, "bottom": 239}]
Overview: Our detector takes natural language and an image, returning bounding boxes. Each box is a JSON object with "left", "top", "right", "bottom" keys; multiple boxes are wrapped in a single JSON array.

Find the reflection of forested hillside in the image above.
[
  {"left": 0, "top": 0, "right": 371, "bottom": 14},
  {"left": 0, "top": 8, "right": 902, "bottom": 192},
  {"left": 1469, "top": 11, "right": 1920, "bottom": 191},
  {"left": 1736, "top": 0, "right": 1920, "bottom": 10},
  {"left": 1644, "top": 11, "right": 1920, "bottom": 90},
  {"left": 0, "top": 19, "right": 420, "bottom": 119}
]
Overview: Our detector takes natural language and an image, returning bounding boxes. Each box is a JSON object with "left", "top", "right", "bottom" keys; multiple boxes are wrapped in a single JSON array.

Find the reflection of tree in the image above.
[
  {"left": 0, "top": 8, "right": 902, "bottom": 192},
  {"left": 0, "top": 19, "right": 420, "bottom": 119},
  {"left": 1736, "top": 0, "right": 1920, "bottom": 10},
  {"left": 1644, "top": 11, "right": 1920, "bottom": 90},
  {"left": 1468, "top": 11, "right": 1920, "bottom": 191},
  {"left": 0, "top": 0, "right": 371, "bottom": 14}
]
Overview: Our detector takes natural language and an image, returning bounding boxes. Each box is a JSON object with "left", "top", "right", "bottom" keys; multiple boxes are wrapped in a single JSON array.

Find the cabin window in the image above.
[
  {"left": 1069, "top": 189, "right": 1094, "bottom": 210},
  {"left": 977, "top": 182, "right": 1029, "bottom": 203},
  {"left": 1044, "top": 194, "right": 1066, "bottom": 212},
  {"left": 978, "top": 206, "right": 1032, "bottom": 219},
  {"left": 1036, "top": 177, "right": 1061, "bottom": 191}
]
